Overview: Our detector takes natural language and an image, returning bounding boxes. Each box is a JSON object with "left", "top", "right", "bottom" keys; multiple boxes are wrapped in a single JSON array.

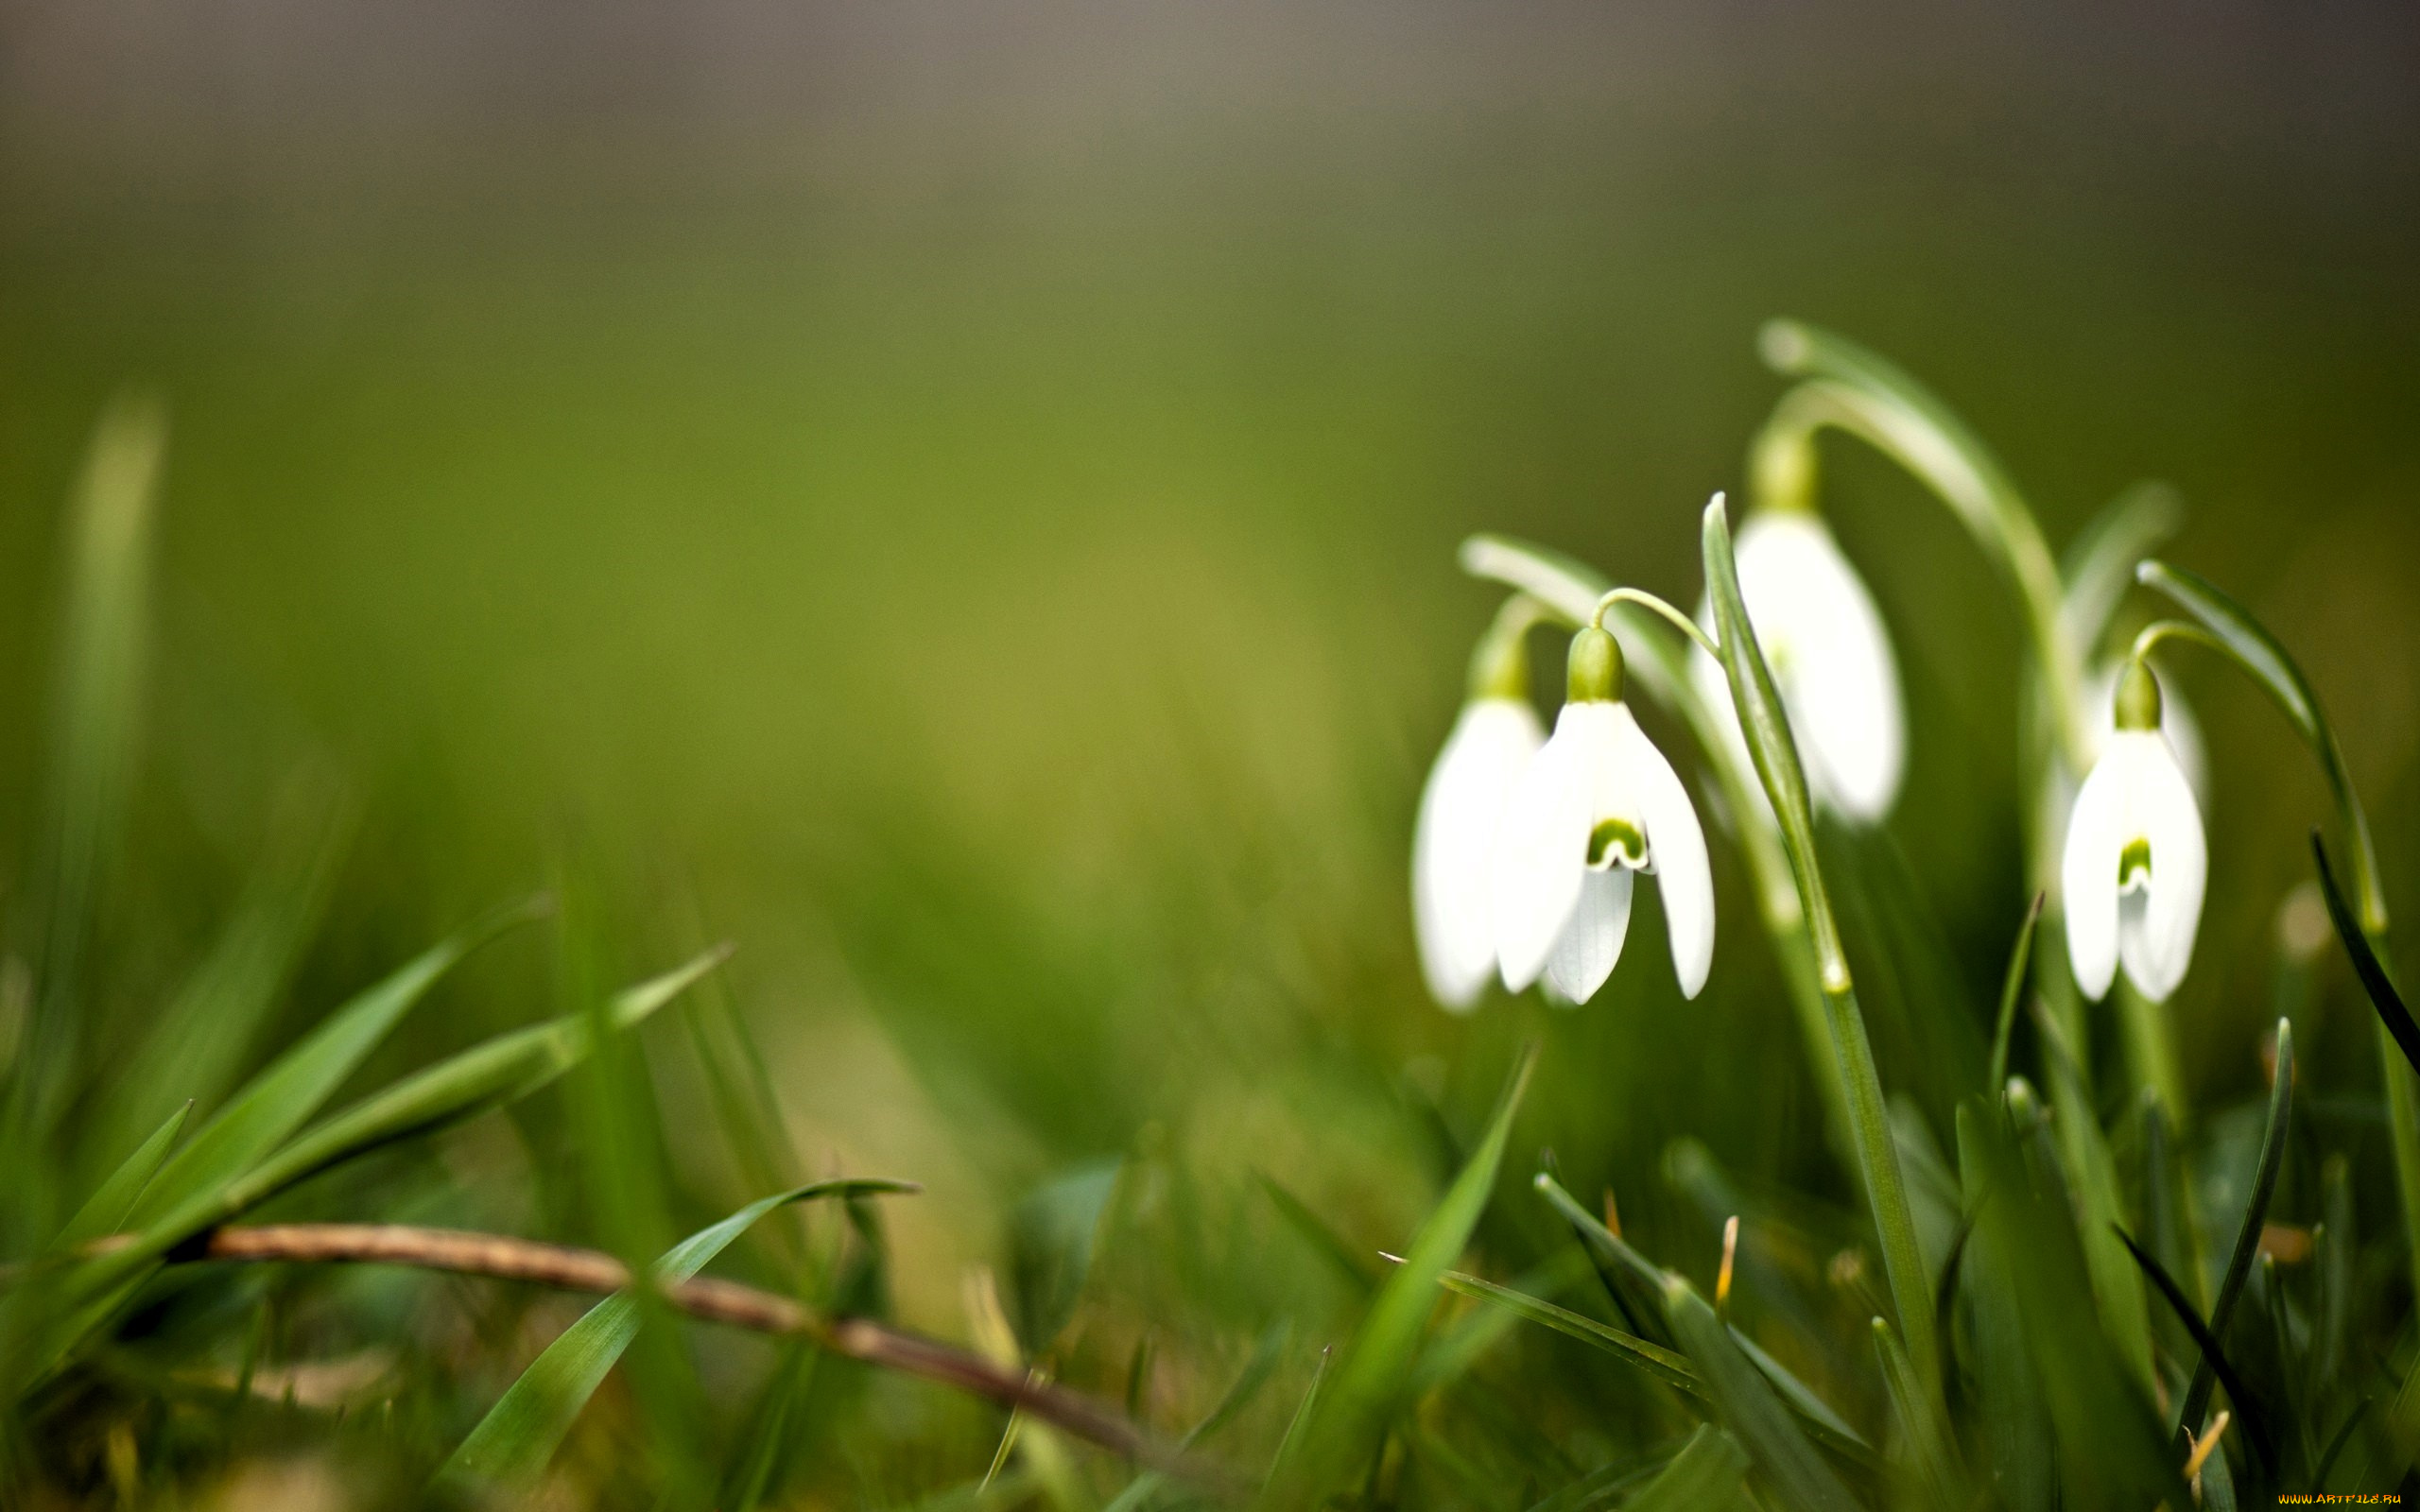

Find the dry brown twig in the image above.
[{"left": 123, "top": 1223, "right": 1222, "bottom": 1483}]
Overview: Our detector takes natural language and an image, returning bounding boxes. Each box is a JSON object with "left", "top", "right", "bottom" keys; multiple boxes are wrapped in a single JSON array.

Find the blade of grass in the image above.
[
  {"left": 1102, "top": 1320, "right": 1291, "bottom": 1512},
  {"left": 1619, "top": 1424, "right": 1754, "bottom": 1512},
  {"left": 53, "top": 1102, "right": 190, "bottom": 1251},
  {"left": 126, "top": 899, "right": 545, "bottom": 1231},
  {"left": 1658, "top": 1270, "right": 1858, "bottom": 1512},
  {"left": 2176, "top": 1022, "right": 2295, "bottom": 1443},
  {"left": 1871, "top": 1316, "right": 1964, "bottom": 1510},
  {"left": 1986, "top": 893, "right": 2043, "bottom": 1096},
  {"left": 94, "top": 770, "right": 350, "bottom": 1178},
  {"left": 1260, "top": 1043, "right": 1533, "bottom": 1504},
  {"left": 437, "top": 1178, "right": 912, "bottom": 1496},
  {"left": 2029, "top": 986, "right": 2156, "bottom": 1396},
  {"left": 1255, "top": 1172, "right": 1381, "bottom": 1293},
  {"left": 2315, "top": 834, "right": 2417, "bottom": 1073},
  {"left": 2111, "top": 1228, "right": 2273, "bottom": 1476},
  {"left": 1956, "top": 1097, "right": 2186, "bottom": 1509}
]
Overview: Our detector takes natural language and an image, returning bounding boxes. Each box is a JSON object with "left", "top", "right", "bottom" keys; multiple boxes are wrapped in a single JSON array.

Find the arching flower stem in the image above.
[
  {"left": 1750, "top": 325, "right": 2091, "bottom": 776},
  {"left": 1590, "top": 587, "right": 1722, "bottom": 661},
  {"left": 2124, "top": 575, "right": 2419, "bottom": 1302}
]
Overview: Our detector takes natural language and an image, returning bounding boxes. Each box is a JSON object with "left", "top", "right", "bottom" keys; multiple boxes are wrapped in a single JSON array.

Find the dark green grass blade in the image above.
[
  {"left": 437, "top": 1178, "right": 913, "bottom": 1496},
  {"left": 40, "top": 946, "right": 728, "bottom": 1384},
  {"left": 2111, "top": 1228, "right": 2273, "bottom": 1476},
  {"left": 2176, "top": 1022, "right": 2295, "bottom": 1442},
  {"left": 1435, "top": 1270, "right": 1701, "bottom": 1400},
  {"left": 127, "top": 901, "right": 544, "bottom": 1230},
  {"left": 1956, "top": 1097, "right": 2187, "bottom": 1510},
  {"left": 1260, "top": 1043, "right": 1533, "bottom": 1503},
  {"left": 2314, "top": 833, "right": 2418, "bottom": 1074},
  {"left": 1873, "top": 1316, "right": 1965, "bottom": 1508},
  {"left": 1101, "top": 1320, "right": 1291, "bottom": 1512},
  {"left": 52, "top": 1101, "right": 189, "bottom": 1251},
  {"left": 1531, "top": 1173, "right": 1869, "bottom": 1460},
  {"left": 1986, "top": 893, "right": 2043, "bottom": 1096},
  {"left": 1659, "top": 1272, "right": 1858, "bottom": 1512},
  {"left": 1255, "top": 1172, "right": 1381, "bottom": 1293},
  {"left": 1619, "top": 1424, "right": 1754, "bottom": 1512}
]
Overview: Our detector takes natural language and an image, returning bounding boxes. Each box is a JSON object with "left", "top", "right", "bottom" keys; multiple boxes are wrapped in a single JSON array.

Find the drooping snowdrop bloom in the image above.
[
  {"left": 1689, "top": 509, "right": 1905, "bottom": 822},
  {"left": 1412, "top": 637, "right": 1545, "bottom": 1008},
  {"left": 1493, "top": 626, "right": 1715, "bottom": 1004},
  {"left": 2061, "top": 662, "right": 2205, "bottom": 1002}
]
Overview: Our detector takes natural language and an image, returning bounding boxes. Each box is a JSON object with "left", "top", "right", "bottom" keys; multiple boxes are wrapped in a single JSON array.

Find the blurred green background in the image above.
[{"left": 2, "top": 0, "right": 2417, "bottom": 1497}]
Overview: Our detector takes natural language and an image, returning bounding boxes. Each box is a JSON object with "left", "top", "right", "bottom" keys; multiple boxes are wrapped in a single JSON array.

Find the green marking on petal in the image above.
[
  {"left": 1589, "top": 816, "right": 1648, "bottom": 870},
  {"left": 2118, "top": 836, "right": 2152, "bottom": 891}
]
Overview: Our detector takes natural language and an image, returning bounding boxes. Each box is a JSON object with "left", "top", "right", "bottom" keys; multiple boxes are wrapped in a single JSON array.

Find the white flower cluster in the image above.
[{"left": 1412, "top": 507, "right": 2209, "bottom": 1011}]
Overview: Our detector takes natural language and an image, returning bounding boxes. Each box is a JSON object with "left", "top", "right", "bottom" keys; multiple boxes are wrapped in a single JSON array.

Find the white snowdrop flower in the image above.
[
  {"left": 2061, "top": 662, "right": 2206, "bottom": 1002},
  {"left": 1493, "top": 627, "right": 1715, "bottom": 1005},
  {"left": 1413, "top": 696, "right": 1544, "bottom": 1010},
  {"left": 1689, "top": 509, "right": 1905, "bottom": 822}
]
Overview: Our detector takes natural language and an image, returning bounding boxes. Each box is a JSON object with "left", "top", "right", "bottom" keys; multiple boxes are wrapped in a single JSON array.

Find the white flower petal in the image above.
[
  {"left": 2126, "top": 733, "right": 2206, "bottom": 1002},
  {"left": 1412, "top": 698, "right": 1544, "bottom": 1009},
  {"left": 2060, "top": 742, "right": 2129, "bottom": 1001},
  {"left": 1492, "top": 713, "right": 1593, "bottom": 992},
  {"left": 1727, "top": 512, "right": 1908, "bottom": 822},
  {"left": 1544, "top": 869, "right": 1634, "bottom": 1005},
  {"left": 1611, "top": 705, "right": 1716, "bottom": 998}
]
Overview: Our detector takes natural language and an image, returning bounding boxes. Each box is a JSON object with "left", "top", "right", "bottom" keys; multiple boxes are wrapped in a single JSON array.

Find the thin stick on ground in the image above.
[{"left": 133, "top": 1223, "right": 1218, "bottom": 1481}]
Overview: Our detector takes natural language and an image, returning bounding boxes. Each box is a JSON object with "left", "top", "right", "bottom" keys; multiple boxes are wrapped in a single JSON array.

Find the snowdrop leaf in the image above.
[{"left": 1986, "top": 892, "right": 2044, "bottom": 1096}]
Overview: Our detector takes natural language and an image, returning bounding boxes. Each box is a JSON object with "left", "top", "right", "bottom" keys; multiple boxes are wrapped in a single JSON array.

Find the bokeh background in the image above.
[{"left": 3, "top": 0, "right": 2418, "bottom": 1499}]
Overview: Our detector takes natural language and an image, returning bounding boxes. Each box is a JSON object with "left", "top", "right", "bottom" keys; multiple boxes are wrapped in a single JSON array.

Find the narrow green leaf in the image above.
[
  {"left": 1102, "top": 1321, "right": 1291, "bottom": 1512},
  {"left": 1255, "top": 1172, "right": 1380, "bottom": 1292},
  {"left": 2177, "top": 1021, "right": 2295, "bottom": 1441},
  {"left": 1872, "top": 1316, "right": 1963, "bottom": 1508},
  {"left": 1955, "top": 1098, "right": 2186, "bottom": 1510},
  {"left": 1434, "top": 1269, "right": 1701, "bottom": 1400},
  {"left": 54, "top": 1102, "right": 189, "bottom": 1251},
  {"left": 1985, "top": 892, "right": 2043, "bottom": 1096},
  {"left": 2314, "top": 833, "right": 2418, "bottom": 1074},
  {"left": 1620, "top": 1425, "right": 1754, "bottom": 1512},
  {"left": 1261, "top": 1043, "right": 1534, "bottom": 1503},
  {"left": 2029, "top": 984, "right": 2156, "bottom": 1396},
  {"left": 1263, "top": 1344, "right": 1330, "bottom": 1489},
  {"left": 127, "top": 902, "right": 541, "bottom": 1231},
  {"left": 438, "top": 1178, "right": 914, "bottom": 1494},
  {"left": 1658, "top": 1271, "right": 1858, "bottom": 1512},
  {"left": 1703, "top": 495, "right": 1937, "bottom": 1402},
  {"left": 2112, "top": 1228, "right": 2274, "bottom": 1475}
]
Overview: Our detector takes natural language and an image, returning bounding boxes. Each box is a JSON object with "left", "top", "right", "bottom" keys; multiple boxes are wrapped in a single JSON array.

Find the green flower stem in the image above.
[
  {"left": 1459, "top": 535, "right": 1858, "bottom": 1177},
  {"left": 2115, "top": 980, "right": 2190, "bottom": 1134},
  {"left": 2128, "top": 574, "right": 2417, "bottom": 1302},
  {"left": 1752, "top": 324, "right": 2089, "bottom": 775},
  {"left": 1701, "top": 497, "right": 1939, "bottom": 1407}
]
